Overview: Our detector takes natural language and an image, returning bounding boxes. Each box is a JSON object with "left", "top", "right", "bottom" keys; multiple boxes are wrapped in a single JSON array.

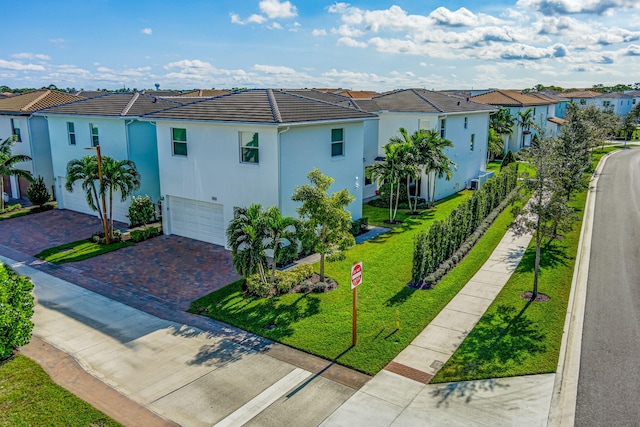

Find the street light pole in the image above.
[{"left": 86, "top": 145, "right": 110, "bottom": 244}]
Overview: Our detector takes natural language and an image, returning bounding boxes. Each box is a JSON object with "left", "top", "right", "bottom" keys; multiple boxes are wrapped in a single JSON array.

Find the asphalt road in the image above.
[{"left": 575, "top": 147, "right": 640, "bottom": 426}]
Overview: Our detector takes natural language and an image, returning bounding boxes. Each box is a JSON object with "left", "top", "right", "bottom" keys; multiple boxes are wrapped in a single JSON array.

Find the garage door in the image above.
[
  {"left": 59, "top": 177, "right": 130, "bottom": 224},
  {"left": 168, "top": 196, "right": 225, "bottom": 246}
]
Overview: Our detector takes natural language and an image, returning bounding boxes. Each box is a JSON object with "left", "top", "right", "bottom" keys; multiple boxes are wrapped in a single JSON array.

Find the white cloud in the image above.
[
  {"left": 517, "top": 0, "right": 640, "bottom": 16},
  {"left": 0, "top": 59, "right": 46, "bottom": 71},
  {"left": 312, "top": 29, "right": 327, "bottom": 36},
  {"left": 253, "top": 64, "right": 297, "bottom": 74},
  {"left": 259, "top": 0, "right": 297, "bottom": 19},
  {"left": 332, "top": 24, "right": 364, "bottom": 38},
  {"left": 12, "top": 53, "right": 51, "bottom": 60},
  {"left": 141, "top": 28, "right": 153, "bottom": 35},
  {"left": 337, "top": 37, "right": 367, "bottom": 48},
  {"left": 269, "top": 22, "right": 283, "bottom": 30}
]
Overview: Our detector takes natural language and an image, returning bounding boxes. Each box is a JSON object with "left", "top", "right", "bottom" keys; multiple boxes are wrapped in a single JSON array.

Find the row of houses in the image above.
[{"left": 0, "top": 87, "right": 635, "bottom": 247}]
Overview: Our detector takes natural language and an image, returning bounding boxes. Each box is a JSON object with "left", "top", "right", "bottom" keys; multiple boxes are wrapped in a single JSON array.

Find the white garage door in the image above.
[
  {"left": 168, "top": 196, "right": 225, "bottom": 246},
  {"left": 59, "top": 177, "right": 130, "bottom": 224}
]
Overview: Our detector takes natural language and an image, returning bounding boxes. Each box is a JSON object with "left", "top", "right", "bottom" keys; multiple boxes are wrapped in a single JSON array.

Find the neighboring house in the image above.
[
  {"left": 537, "top": 90, "right": 569, "bottom": 119},
  {"left": 178, "top": 89, "right": 230, "bottom": 97},
  {"left": 0, "top": 89, "right": 81, "bottom": 199},
  {"left": 36, "top": 92, "right": 182, "bottom": 222},
  {"left": 351, "top": 89, "right": 497, "bottom": 201},
  {"left": 142, "top": 89, "right": 378, "bottom": 247},
  {"left": 559, "top": 90, "right": 601, "bottom": 107},
  {"left": 594, "top": 92, "right": 634, "bottom": 117},
  {"left": 471, "top": 89, "right": 555, "bottom": 153}
]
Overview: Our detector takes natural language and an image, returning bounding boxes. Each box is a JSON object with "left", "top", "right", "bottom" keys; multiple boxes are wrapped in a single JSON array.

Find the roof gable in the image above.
[
  {"left": 471, "top": 90, "right": 552, "bottom": 107},
  {"left": 0, "top": 90, "right": 82, "bottom": 113},
  {"left": 356, "top": 88, "right": 495, "bottom": 113}
]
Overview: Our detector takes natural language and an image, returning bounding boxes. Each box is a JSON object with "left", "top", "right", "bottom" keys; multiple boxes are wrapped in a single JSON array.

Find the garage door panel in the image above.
[{"left": 168, "top": 196, "right": 224, "bottom": 246}]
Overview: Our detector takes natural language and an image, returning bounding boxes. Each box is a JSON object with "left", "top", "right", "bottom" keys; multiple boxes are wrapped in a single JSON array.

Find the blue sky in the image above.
[{"left": 2, "top": 0, "right": 639, "bottom": 91}]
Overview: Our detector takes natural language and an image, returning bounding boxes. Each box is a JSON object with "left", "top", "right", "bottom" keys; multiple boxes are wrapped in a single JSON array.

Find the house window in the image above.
[
  {"left": 464, "top": 117, "right": 468, "bottom": 129},
  {"left": 603, "top": 101, "right": 610, "bottom": 107},
  {"left": 172, "top": 128, "right": 187, "bottom": 156},
  {"left": 580, "top": 99, "right": 586, "bottom": 105},
  {"left": 440, "top": 119, "right": 446, "bottom": 138},
  {"left": 89, "top": 123, "right": 99, "bottom": 147},
  {"left": 240, "top": 131, "right": 259, "bottom": 163},
  {"left": 470, "top": 133, "right": 475, "bottom": 151},
  {"left": 10, "top": 118, "right": 21, "bottom": 142},
  {"left": 331, "top": 128, "right": 344, "bottom": 157},
  {"left": 633, "top": 99, "right": 637, "bottom": 104},
  {"left": 418, "top": 119, "right": 431, "bottom": 130},
  {"left": 364, "top": 166, "right": 372, "bottom": 185},
  {"left": 67, "top": 122, "right": 76, "bottom": 145}
]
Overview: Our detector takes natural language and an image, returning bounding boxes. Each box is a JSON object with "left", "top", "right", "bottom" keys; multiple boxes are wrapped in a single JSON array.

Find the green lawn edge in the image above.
[
  {"left": 431, "top": 147, "right": 623, "bottom": 383},
  {"left": 0, "top": 355, "right": 123, "bottom": 427},
  {"left": 190, "top": 193, "right": 518, "bottom": 375},
  {"left": 35, "top": 239, "right": 133, "bottom": 264}
]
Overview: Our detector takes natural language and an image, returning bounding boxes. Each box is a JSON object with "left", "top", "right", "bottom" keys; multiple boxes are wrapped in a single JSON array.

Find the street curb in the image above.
[{"left": 547, "top": 149, "right": 623, "bottom": 426}]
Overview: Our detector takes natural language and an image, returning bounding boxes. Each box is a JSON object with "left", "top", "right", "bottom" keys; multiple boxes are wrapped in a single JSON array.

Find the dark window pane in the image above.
[
  {"left": 331, "top": 128, "right": 343, "bottom": 142},
  {"left": 173, "top": 141, "right": 187, "bottom": 156},
  {"left": 331, "top": 142, "right": 343, "bottom": 157},
  {"left": 172, "top": 128, "right": 187, "bottom": 142}
]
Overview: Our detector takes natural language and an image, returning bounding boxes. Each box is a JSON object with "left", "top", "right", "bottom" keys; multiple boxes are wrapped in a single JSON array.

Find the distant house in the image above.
[
  {"left": 559, "top": 90, "right": 601, "bottom": 107},
  {"left": 36, "top": 92, "right": 182, "bottom": 222},
  {"left": 352, "top": 89, "right": 497, "bottom": 201},
  {"left": 0, "top": 90, "right": 81, "bottom": 200},
  {"left": 142, "top": 89, "right": 377, "bottom": 247},
  {"left": 471, "top": 90, "right": 556, "bottom": 153},
  {"left": 594, "top": 92, "right": 634, "bottom": 117}
]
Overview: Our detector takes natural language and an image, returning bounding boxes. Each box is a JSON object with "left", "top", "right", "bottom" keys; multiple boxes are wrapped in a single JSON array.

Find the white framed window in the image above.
[
  {"left": 418, "top": 119, "right": 432, "bottom": 130},
  {"left": 172, "top": 128, "right": 187, "bottom": 156},
  {"left": 240, "top": 131, "right": 259, "bottom": 163},
  {"left": 67, "top": 122, "right": 76, "bottom": 145},
  {"left": 331, "top": 128, "right": 344, "bottom": 157},
  {"left": 89, "top": 123, "right": 99, "bottom": 147},
  {"left": 464, "top": 117, "right": 468, "bottom": 129},
  {"left": 440, "top": 118, "right": 446, "bottom": 139},
  {"left": 10, "top": 118, "right": 21, "bottom": 142},
  {"left": 470, "top": 133, "right": 475, "bottom": 151}
]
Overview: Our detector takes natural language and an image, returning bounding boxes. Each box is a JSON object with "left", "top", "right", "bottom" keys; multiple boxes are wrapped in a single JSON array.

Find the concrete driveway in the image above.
[{"left": 0, "top": 208, "right": 240, "bottom": 312}]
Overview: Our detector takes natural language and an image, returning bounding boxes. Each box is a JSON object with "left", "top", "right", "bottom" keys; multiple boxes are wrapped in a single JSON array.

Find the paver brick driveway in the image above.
[{"left": 0, "top": 209, "right": 240, "bottom": 312}]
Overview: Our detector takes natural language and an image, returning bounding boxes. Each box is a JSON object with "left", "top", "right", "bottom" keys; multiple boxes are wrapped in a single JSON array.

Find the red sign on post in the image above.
[{"left": 351, "top": 262, "right": 363, "bottom": 289}]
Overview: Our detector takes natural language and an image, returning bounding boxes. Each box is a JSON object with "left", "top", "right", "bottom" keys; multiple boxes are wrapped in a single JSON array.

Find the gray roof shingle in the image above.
[
  {"left": 354, "top": 89, "right": 496, "bottom": 113},
  {"left": 37, "top": 93, "right": 182, "bottom": 117}
]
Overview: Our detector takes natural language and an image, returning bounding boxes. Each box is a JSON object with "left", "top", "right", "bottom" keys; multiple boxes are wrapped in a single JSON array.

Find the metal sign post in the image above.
[{"left": 351, "top": 262, "right": 363, "bottom": 346}]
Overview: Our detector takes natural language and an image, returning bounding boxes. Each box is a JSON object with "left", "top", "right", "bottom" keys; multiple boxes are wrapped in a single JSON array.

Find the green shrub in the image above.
[
  {"left": 91, "top": 229, "right": 122, "bottom": 244},
  {"left": 275, "top": 242, "right": 299, "bottom": 267},
  {"left": 500, "top": 150, "right": 516, "bottom": 170},
  {"left": 129, "top": 226, "right": 161, "bottom": 243},
  {"left": 26, "top": 176, "right": 50, "bottom": 207},
  {"left": 245, "top": 264, "right": 314, "bottom": 297},
  {"left": 350, "top": 217, "right": 369, "bottom": 236},
  {"left": 245, "top": 275, "right": 273, "bottom": 298},
  {"left": 127, "top": 195, "right": 155, "bottom": 227},
  {"left": 0, "top": 203, "right": 21, "bottom": 214},
  {"left": 0, "top": 263, "right": 34, "bottom": 360}
]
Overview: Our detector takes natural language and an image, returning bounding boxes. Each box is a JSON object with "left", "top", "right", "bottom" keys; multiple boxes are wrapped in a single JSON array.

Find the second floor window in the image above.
[
  {"left": 90, "top": 123, "right": 99, "bottom": 146},
  {"left": 67, "top": 122, "right": 76, "bottom": 145},
  {"left": 440, "top": 119, "right": 446, "bottom": 139},
  {"left": 470, "top": 133, "right": 475, "bottom": 151},
  {"left": 240, "top": 131, "right": 259, "bottom": 163},
  {"left": 11, "top": 118, "right": 21, "bottom": 142},
  {"left": 172, "top": 128, "right": 187, "bottom": 156},
  {"left": 331, "top": 128, "right": 344, "bottom": 157}
]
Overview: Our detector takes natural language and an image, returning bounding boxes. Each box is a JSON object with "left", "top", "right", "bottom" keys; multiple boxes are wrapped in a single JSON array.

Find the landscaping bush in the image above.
[
  {"left": 350, "top": 217, "right": 369, "bottom": 236},
  {"left": 500, "top": 150, "right": 516, "bottom": 170},
  {"left": 91, "top": 229, "right": 122, "bottom": 244},
  {"left": 0, "top": 263, "right": 34, "bottom": 360},
  {"left": 412, "top": 164, "right": 519, "bottom": 286},
  {"left": 245, "top": 264, "right": 315, "bottom": 297},
  {"left": 275, "top": 242, "right": 299, "bottom": 267},
  {"left": 127, "top": 195, "right": 156, "bottom": 227},
  {"left": 26, "top": 176, "right": 50, "bottom": 208},
  {"left": 0, "top": 203, "right": 21, "bottom": 214},
  {"left": 129, "top": 226, "right": 161, "bottom": 243}
]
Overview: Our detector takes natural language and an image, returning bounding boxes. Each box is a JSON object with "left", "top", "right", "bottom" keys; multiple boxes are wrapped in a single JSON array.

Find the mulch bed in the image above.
[{"left": 521, "top": 291, "right": 550, "bottom": 302}]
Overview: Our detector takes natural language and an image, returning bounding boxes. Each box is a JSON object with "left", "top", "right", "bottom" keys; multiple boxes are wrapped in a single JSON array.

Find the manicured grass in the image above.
[
  {"left": 190, "top": 191, "right": 518, "bottom": 375},
  {"left": 0, "top": 355, "right": 122, "bottom": 427},
  {"left": 0, "top": 203, "right": 56, "bottom": 221},
  {"left": 35, "top": 239, "right": 133, "bottom": 264},
  {"left": 431, "top": 146, "right": 622, "bottom": 383},
  {"left": 486, "top": 161, "right": 501, "bottom": 175}
]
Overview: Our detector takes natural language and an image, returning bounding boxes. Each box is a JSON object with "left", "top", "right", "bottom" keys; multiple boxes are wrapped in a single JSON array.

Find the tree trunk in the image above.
[
  {"left": 109, "top": 189, "right": 114, "bottom": 240},
  {"left": 533, "top": 232, "right": 541, "bottom": 300},
  {"left": 406, "top": 176, "right": 412, "bottom": 212},
  {"left": 319, "top": 253, "right": 325, "bottom": 282},
  {"left": 0, "top": 176, "right": 4, "bottom": 211},
  {"left": 393, "top": 179, "right": 401, "bottom": 221},
  {"left": 388, "top": 180, "right": 394, "bottom": 223}
]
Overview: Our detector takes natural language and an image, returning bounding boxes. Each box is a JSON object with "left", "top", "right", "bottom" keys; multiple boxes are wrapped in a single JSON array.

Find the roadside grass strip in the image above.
[
  {"left": 190, "top": 191, "right": 517, "bottom": 375},
  {"left": 0, "top": 355, "right": 123, "bottom": 427},
  {"left": 35, "top": 240, "right": 133, "bottom": 264}
]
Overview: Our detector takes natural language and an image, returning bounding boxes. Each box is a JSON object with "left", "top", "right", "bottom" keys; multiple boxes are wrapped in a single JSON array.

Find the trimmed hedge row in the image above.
[{"left": 412, "top": 164, "right": 518, "bottom": 287}]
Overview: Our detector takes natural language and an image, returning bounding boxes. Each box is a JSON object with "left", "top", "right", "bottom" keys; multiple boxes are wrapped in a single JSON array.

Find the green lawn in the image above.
[
  {"left": 431, "top": 146, "right": 622, "bottom": 383},
  {"left": 190, "top": 191, "right": 518, "bottom": 375},
  {"left": 35, "top": 239, "right": 133, "bottom": 264},
  {"left": 0, "top": 355, "right": 122, "bottom": 427},
  {"left": 0, "top": 203, "right": 56, "bottom": 221}
]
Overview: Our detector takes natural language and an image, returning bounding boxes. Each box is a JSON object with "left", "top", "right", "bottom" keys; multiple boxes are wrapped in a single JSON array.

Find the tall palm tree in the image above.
[
  {"left": 420, "top": 130, "right": 455, "bottom": 205},
  {"left": 101, "top": 157, "right": 141, "bottom": 237},
  {"left": 490, "top": 106, "right": 515, "bottom": 155},
  {"left": 0, "top": 135, "right": 33, "bottom": 211},
  {"left": 389, "top": 128, "right": 422, "bottom": 213},
  {"left": 517, "top": 108, "right": 535, "bottom": 149},
  {"left": 262, "top": 206, "right": 298, "bottom": 283},
  {"left": 66, "top": 155, "right": 102, "bottom": 215},
  {"left": 368, "top": 142, "right": 408, "bottom": 223},
  {"left": 226, "top": 204, "right": 268, "bottom": 284}
]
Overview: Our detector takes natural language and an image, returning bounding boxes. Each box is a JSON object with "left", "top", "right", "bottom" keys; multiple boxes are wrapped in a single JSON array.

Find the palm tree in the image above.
[
  {"left": 368, "top": 142, "right": 408, "bottom": 223},
  {"left": 389, "top": 128, "right": 423, "bottom": 213},
  {"left": 0, "top": 136, "right": 33, "bottom": 211},
  {"left": 101, "top": 158, "right": 141, "bottom": 237},
  {"left": 262, "top": 206, "right": 298, "bottom": 283},
  {"left": 420, "top": 130, "right": 455, "bottom": 205},
  {"left": 517, "top": 108, "right": 535, "bottom": 149},
  {"left": 66, "top": 155, "right": 105, "bottom": 233},
  {"left": 226, "top": 204, "right": 268, "bottom": 284}
]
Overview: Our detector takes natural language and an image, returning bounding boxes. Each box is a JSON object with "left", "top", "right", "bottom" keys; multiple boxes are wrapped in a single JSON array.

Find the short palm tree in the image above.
[
  {"left": 368, "top": 142, "right": 407, "bottom": 223},
  {"left": 102, "top": 157, "right": 141, "bottom": 237},
  {"left": 420, "top": 130, "right": 455, "bottom": 204},
  {"left": 517, "top": 108, "right": 535, "bottom": 148},
  {"left": 66, "top": 155, "right": 103, "bottom": 225},
  {"left": 226, "top": 204, "right": 268, "bottom": 284},
  {"left": 389, "top": 128, "right": 422, "bottom": 213},
  {"left": 262, "top": 206, "right": 298, "bottom": 283},
  {"left": 0, "top": 135, "right": 33, "bottom": 211}
]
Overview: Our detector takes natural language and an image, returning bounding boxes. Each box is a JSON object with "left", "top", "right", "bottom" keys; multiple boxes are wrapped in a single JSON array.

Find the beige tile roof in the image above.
[
  {"left": 471, "top": 90, "right": 553, "bottom": 107},
  {"left": 144, "top": 89, "right": 376, "bottom": 123},
  {"left": 178, "top": 89, "right": 231, "bottom": 97},
  {"left": 337, "top": 90, "right": 379, "bottom": 99},
  {"left": 354, "top": 88, "right": 496, "bottom": 113},
  {"left": 0, "top": 90, "right": 82, "bottom": 114},
  {"left": 559, "top": 90, "right": 601, "bottom": 99},
  {"left": 36, "top": 93, "right": 182, "bottom": 117}
]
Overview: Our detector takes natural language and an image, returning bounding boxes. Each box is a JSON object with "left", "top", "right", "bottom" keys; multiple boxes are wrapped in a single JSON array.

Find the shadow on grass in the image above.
[
  {"left": 517, "top": 241, "right": 570, "bottom": 274},
  {"left": 384, "top": 286, "right": 416, "bottom": 307},
  {"left": 433, "top": 301, "right": 546, "bottom": 394}
]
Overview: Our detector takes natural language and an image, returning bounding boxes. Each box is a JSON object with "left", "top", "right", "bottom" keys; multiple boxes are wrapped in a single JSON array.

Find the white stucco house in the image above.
[
  {"left": 141, "top": 89, "right": 378, "bottom": 247},
  {"left": 0, "top": 90, "right": 81, "bottom": 200},
  {"left": 471, "top": 90, "right": 556, "bottom": 154},
  {"left": 36, "top": 92, "right": 184, "bottom": 223},
  {"left": 350, "top": 89, "right": 497, "bottom": 201}
]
